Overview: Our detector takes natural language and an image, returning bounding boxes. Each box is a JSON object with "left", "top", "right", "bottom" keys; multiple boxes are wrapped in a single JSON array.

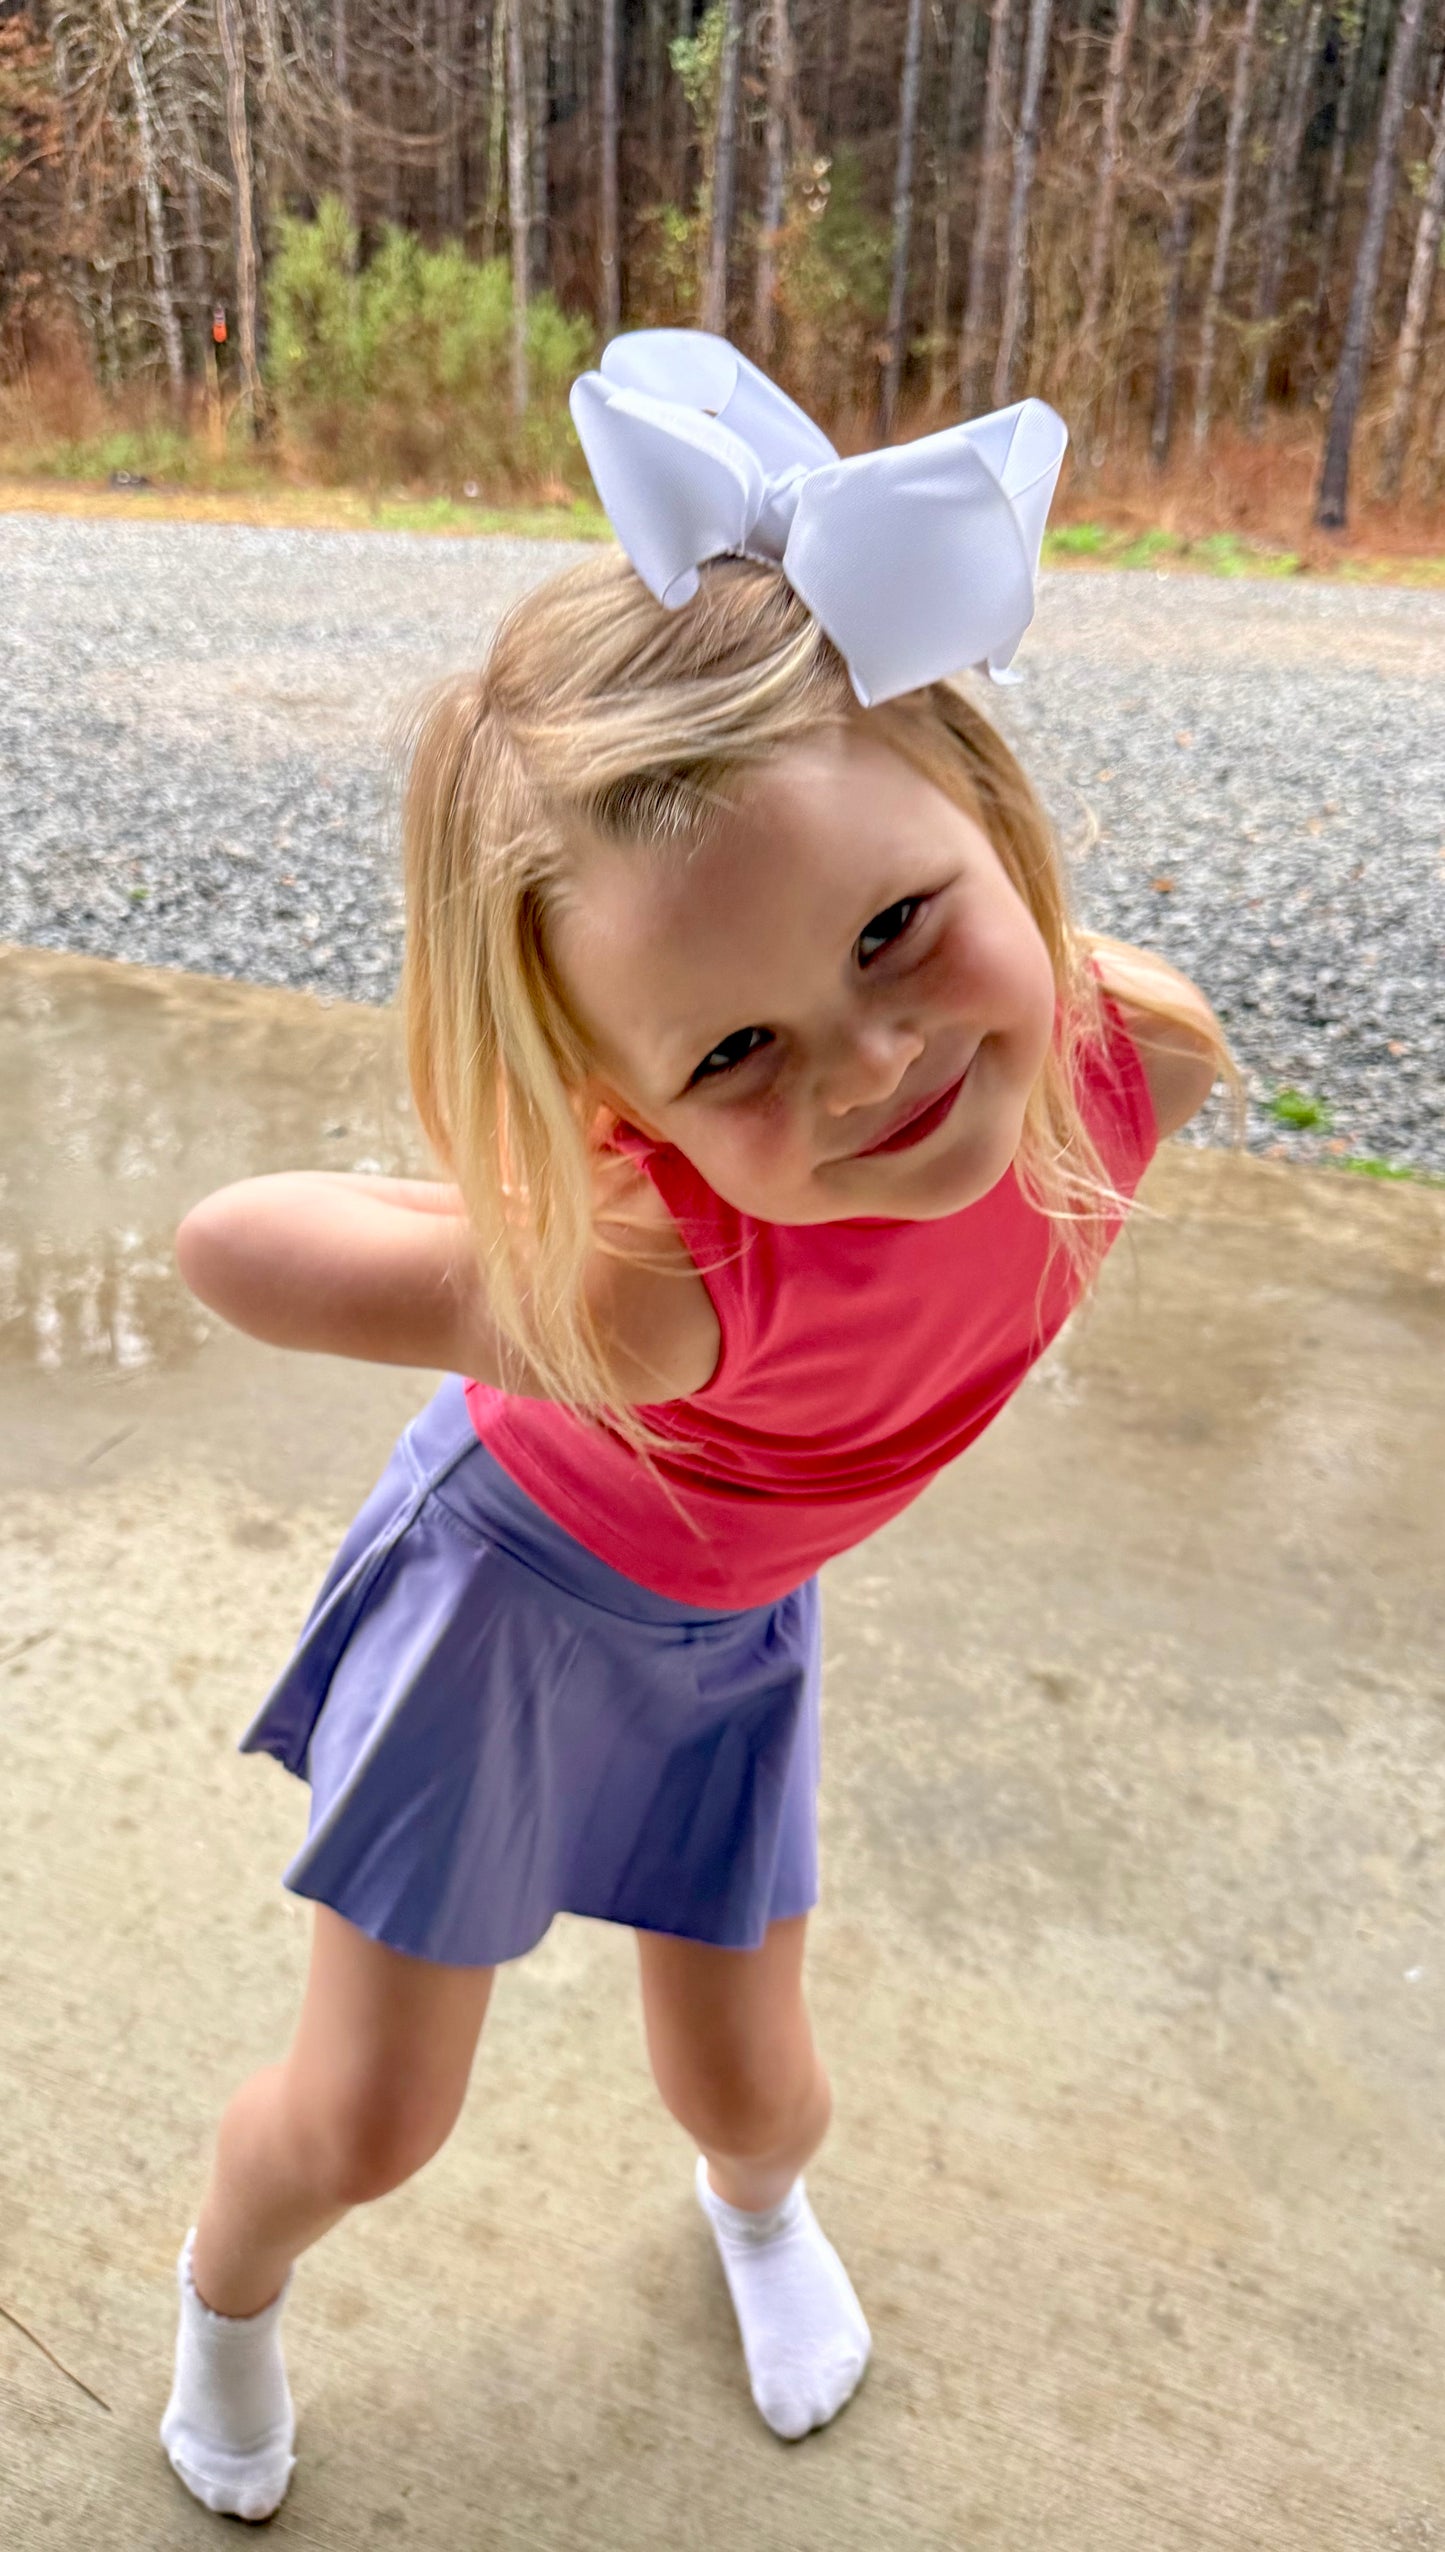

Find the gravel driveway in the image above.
[{"left": 1, "top": 512, "right": 1441, "bottom": 1169}]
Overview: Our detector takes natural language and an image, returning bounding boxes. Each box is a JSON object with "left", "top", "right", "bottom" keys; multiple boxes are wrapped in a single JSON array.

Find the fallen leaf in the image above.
[
  {"left": 1149, "top": 877, "right": 1176, "bottom": 893},
  {"left": 1175, "top": 729, "right": 1194, "bottom": 747},
  {"left": 1388, "top": 1040, "right": 1407, "bottom": 1056}
]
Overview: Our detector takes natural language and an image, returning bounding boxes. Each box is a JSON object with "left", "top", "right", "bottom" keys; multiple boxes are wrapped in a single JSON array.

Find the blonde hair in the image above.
[{"left": 402, "top": 550, "right": 1234, "bottom": 1421}]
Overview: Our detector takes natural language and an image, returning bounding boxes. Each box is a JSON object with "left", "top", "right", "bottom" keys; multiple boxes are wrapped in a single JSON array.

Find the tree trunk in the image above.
[
  {"left": 482, "top": 2, "right": 506, "bottom": 261},
  {"left": 379, "top": 43, "right": 401, "bottom": 226},
  {"left": 1243, "top": 0, "right": 1324, "bottom": 436},
  {"left": 702, "top": 0, "right": 743, "bottom": 335},
  {"left": 454, "top": 0, "right": 470, "bottom": 236},
  {"left": 179, "top": 151, "right": 209, "bottom": 373},
  {"left": 1079, "top": 0, "right": 1142, "bottom": 366},
  {"left": 554, "top": 0, "right": 575, "bottom": 111},
  {"left": 334, "top": 0, "right": 358, "bottom": 235},
  {"left": 600, "top": 0, "right": 621, "bottom": 334},
  {"left": 1376, "top": 43, "right": 1445, "bottom": 497},
  {"left": 879, "top": 0, "right": 927, "bottom": 433},
  {"left": 1429, "top": 358, "right": 1445, "bottom": 493},
  {"left": 506, "top": 0, "right": 530, "bottom": 416},
  {"left": 992, "top": 0, "right": 1053, "bottom": 406},
  {"left": 113, "top": 0, "right": 187, "bottom": 402},
  {"left": 674, "top": 0, "right": 695, "bottom": 193},
  {"left": 528, "top": 0, "right": 548, "bottom": 287},
  {"left": 1309, "top": 1, "right": 1366, "bottom": 378},
  {"left": 49, "top": 28, "right": 93, "bottom": 360},
  {"left": 646, "top": 0, "right": 667, "bottom": 178},
  {"left": 1315, "top": 0, "right": 1429, "bottom": 525},
  {"left": 1150, "top": 0, "right": 1215, "bottom": 468},
  {"left": 929, "top": 0, "right": 975, "bottom": 408},
  {"left": 960, "top": 0, "right": 1013, "bottom": 411},
  {"left": 432, "top": 0, "right": 460, "bottom": 238},
  {"left": 215, "top": 0, "right": 263, "bottom": 430},
  {"left": 1191, "top": 0, "right": 1262, "bottom": 453},
  {"left": 753, "top": 0, "right": 794, "bottom": 360}
]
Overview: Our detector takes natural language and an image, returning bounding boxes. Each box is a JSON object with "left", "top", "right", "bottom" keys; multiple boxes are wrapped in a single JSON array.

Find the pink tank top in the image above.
[{"left": 466, "top": 1000, "right": 1157, "bottom": 1608}]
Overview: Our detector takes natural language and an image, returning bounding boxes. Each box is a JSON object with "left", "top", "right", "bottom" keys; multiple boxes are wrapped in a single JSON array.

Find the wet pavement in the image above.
[{"left": 3, "top": 940, "right": 1444, "bottom": 2549}]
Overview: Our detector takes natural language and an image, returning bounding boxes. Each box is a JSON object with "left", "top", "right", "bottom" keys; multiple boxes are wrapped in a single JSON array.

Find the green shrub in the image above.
[
  {"left": 1190, "top": 532, "right": 1256, "bottom": 577},
  {"left": 268, "top": 197, "right": 365, "bottom": 414},
  {"left": 774, "top": 150, "right": 890, "bottom": 422},
  {"left": 1117, "top": 528, "right": 1178, "bottom": 567},
  {"left": 1045, "top": 522, "right": 1109, "bottom": 556},
  {"left": 268, "top": 200, "right": 593, "bottom": 489}
]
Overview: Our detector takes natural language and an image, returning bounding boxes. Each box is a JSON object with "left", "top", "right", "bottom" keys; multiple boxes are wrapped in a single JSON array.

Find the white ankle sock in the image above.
[
  {"left": 159, "top": 2230, "right": 297, "bottom": 2522},
  {"left": 695, "top": 2157, "right": 871, "bottom": 2440}
]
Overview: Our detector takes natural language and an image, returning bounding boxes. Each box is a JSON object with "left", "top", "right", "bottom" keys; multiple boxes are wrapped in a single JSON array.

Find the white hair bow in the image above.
[{"left": 568, "top": 330, "right": 1068, "bottom": 707}]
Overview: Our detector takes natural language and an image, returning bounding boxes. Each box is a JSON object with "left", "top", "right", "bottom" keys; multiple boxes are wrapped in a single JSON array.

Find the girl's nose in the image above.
[{"left": 820, "top": 1021, "right": 926, "bottom": 1117}]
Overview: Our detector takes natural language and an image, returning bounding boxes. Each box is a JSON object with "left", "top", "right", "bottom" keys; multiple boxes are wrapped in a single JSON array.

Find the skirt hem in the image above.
[{"left": 276, "top": 1863, "right": 820, "bottom": 1969}]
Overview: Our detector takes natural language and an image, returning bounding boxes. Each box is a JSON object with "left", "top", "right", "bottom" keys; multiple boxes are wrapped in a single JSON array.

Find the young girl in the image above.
[{"left": 160, "top": 335, "right": 1228, "bottom": 2521}]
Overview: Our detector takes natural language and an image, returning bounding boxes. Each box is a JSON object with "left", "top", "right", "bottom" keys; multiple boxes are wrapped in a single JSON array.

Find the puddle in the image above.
[{"left": 0, "top": 945, "right": 422, "bottom": 1376}]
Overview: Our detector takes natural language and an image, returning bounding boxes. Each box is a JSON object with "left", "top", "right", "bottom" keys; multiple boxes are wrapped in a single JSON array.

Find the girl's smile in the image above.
[
  {"left": 847, "top": 1057, "right": 977, "bottom": 1156},
  {"left": 552, "top": 724, "right": 1059, "bottom": 1225}
]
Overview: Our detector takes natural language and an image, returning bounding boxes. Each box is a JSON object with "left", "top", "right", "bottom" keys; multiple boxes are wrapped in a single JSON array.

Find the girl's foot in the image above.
[
  {"left": 695, "top": 2157, "right": 871, "bottom": 2440},
  {"left": 159, "top": 2231, "right": 296, "bottom": 2521}
]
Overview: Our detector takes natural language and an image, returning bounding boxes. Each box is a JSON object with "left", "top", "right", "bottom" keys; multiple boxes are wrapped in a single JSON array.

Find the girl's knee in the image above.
[
  {"left": 282, "top": 2068, "right": 463, "bottom": 2210},
  {"left": 662, "top": 2053, "right": 831, "bottom": 2162}
]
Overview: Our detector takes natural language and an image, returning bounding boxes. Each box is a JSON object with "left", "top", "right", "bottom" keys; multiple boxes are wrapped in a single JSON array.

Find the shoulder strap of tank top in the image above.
[{"left": 606, "top": 1118, "right": 754, "bottom": 1279}]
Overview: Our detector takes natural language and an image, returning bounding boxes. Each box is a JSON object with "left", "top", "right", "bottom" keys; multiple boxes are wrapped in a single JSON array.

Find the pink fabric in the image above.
[{"left": 466, "top": 1000, "right": 1158, "bottom": 1608}]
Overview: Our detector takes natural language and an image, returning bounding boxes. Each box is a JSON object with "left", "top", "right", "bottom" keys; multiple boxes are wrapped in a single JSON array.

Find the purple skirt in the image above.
[{"left": 240, "top": 1375, "right": 821, "bottom": 1967}]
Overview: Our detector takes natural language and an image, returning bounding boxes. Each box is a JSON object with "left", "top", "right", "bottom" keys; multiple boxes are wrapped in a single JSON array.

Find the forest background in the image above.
[{"left": 1, "top": 0, "right": 1444, "bottom": 564}]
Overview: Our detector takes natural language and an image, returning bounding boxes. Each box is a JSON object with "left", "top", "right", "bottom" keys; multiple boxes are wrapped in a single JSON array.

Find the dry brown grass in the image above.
[
  {"left": 1057, "top": 413, "right": 1445, "bottom": 570},
  {"left": 0, "top": 354, "right": 1440, "bottom": 579}
]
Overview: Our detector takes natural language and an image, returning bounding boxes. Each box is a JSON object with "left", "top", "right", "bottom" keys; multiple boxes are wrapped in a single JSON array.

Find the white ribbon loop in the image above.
[{"left": 568, "top": 329, "right": 1068, "bottom": 706}]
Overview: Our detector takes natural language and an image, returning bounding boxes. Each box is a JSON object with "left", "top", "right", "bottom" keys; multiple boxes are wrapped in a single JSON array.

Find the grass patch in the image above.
[
  {"left": 1268, "top": 1087, "right": 1334, "bottom": 1131},
  {"left": 1039, "top": 521, "right": 1438, "bottom": 585},
  {"left": 0, "top": 459, "right": 1440, "bottom": 586},
  {"left": 1336, "top": 553, "right": 1445, "bottom": 589},
  {"left": 0, "top": 472, "right": 611, "bottom": 543},
  {"left": 1337, "top": 1154, "right": 1445, "bottom": 1187},
  {"left": 1041, "top": 522, "right": 1312, "bottom": 576},
  {"left": 1114, "top": 527, "right": 1177, "bottom": 568},
  {"left": 1045, "top": 521, "right": 1112, "bottom": 555}
]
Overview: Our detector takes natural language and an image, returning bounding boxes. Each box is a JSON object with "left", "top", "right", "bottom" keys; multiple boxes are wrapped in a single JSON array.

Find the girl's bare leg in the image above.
[
  {"left": 192, "top": 1905, "right": 494, "bottom": 2316},
  {"left": 635, "top": 1915, "right": 829, "bottom": 2209},
  {"left": 163, "top": 1907, "right": 492, "bottom": 2518},
  {"left": 635, "top": 1917, "right": 870, "bottom": 2439}
]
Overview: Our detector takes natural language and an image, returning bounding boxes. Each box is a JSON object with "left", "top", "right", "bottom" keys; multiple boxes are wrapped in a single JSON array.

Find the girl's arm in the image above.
[
  {"left": 174, "top": 1170, "right": 720, "bottom": 1399},
  {"left": 175, "top": 1174, "right": 493, "bottom": 1374}
]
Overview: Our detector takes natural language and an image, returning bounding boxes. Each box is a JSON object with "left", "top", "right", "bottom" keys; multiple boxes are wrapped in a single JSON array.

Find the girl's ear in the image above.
[{"left": 583, "top": 1076, "right": 667, "bottom": 1147}]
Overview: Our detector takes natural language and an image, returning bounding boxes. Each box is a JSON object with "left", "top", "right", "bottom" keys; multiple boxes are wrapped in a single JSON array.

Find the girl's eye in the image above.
[
  {"left": 856, "top": 897, "right": 925, "bottom": 966},
  {"left": 688, "top": 1024, "right": 774, "bottom": 1087}
]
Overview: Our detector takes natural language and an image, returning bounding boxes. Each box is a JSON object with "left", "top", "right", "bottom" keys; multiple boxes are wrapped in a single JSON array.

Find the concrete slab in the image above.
[{"left": 3, "top": 940, "right": 1443, "bottom": 2550}]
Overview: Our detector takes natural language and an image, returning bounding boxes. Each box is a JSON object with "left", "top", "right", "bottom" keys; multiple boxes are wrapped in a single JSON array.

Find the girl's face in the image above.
[{"left": 552, "top": 725, "right": 1058, "bottom": 1226}]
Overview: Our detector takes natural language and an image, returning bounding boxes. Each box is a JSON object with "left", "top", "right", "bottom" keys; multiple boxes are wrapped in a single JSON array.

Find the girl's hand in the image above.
[{"left": 175, "top": 1173, "right": 490, "bottom": 1374}]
